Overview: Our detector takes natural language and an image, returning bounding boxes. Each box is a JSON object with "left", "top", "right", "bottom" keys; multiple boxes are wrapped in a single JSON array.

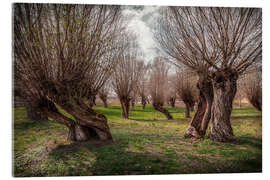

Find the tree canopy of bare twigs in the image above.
[
  {"left": 149, "top": 57, "right": 173, "bottom": 120},
  {"left": 14, "top": 3, "right": 125, "bottom": 142},
  {"left": 155, "top": 6, "right": 262, "bottom": 142},
  {"left": 155, "top": 7, "right": 261, "bottom": 74}
]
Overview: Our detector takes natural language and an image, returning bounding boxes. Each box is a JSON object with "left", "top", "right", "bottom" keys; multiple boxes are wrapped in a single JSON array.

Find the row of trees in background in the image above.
[
  {"left": 96, "top": 58, "right": 261, "bottom": 122},
  {"left": 149, "top": 58, "right": 173, "bottom": 120}
]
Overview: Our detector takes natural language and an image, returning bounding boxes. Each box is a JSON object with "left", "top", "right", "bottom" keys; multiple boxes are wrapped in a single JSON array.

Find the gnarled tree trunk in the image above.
[
  {"left": 120, "top": 97, "right": 130, "bottom": 119},
  {"left": 208, "top": 70, "right": 238, "bottom": 142},
  {"left": 85, "top": 96, "right": 96, "bottom": 108},
  {"left": 38, "top": 97, "right": 112, "bottom": 142},
  {"left": 190, "top": 103, "right": 195, "bottom": 112},
  {"left": 64, "top": 98, "right": 112, "bottom": 141},
  {"left": 249, "top": 97, "right": 261, "bottom": 111},
  {"left": 184, "top": 92, "right": 207, "bottom": 138},
  {"left": 185, "top": 75, "right": 213, "bottom": 138},
  {"left": 141, "top": 95, "right": 146, "bottom": 109},
  {"left": 169, "top": 97, "right": 176, "bottom": 108},
  {"left": 100, "top": 96, "right": 108, "bottom": 108},
  {"left": 131, "top": 98, "right": 135, "bottom": 110},
  {"left": 63, "top": 105, "right": 112, "bottom": 141},
  {"left": 25, "top": 102, "right": 48, "bottom": 121},
  {"left": 183, "top": 101, "right": 191, "bottom": 118},
  {"left": 153, "top": 102, "right": 173, "bottom": 120}
]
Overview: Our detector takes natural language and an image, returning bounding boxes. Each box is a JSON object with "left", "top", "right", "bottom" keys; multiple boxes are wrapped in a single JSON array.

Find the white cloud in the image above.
[{"left": 122, "top": 6, "right": 161, "bottom": 62}]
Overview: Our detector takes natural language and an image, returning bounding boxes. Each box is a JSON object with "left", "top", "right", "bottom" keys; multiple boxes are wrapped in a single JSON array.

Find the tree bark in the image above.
[
  {"left": 184, "top": 92, "right": 207, "bottom": 138},
  {"left": 249, "top": 96, "right": 262, "bottom": 111},
  {"left": 25, "top": 102, "right": 48, "bottom": 121},
  {"left": 208, "top": 70, "right": 238, "bottom": 142},
  {"left": 120, "top": 98, "right": 130, "bottom": 119},
  {"left": 153, "top": 102, "right": 173, "bottom": 120},
  {"left": 84, "top": 96, "right": 96, "bottom": 108},
  {"left": 38, "top": 97, "right": 113, "bottom": 142},
  {"left": 239, "top": 95, "right": 242, "bottom": 108},
  {"left": 184, "top": 75, "right": 213, "bottom": 138},
  {"left": 200, "top": 81, "right": 214, "bottom": 136},
  {"left": 62, "top": 104, "right": 113, "bottom": 141},
  {"left": 184, "top": 102, "right": 190, "bottom": 118},
  {"left": 190, "top": 103, "right": 195, "bottom": 112},
  {"left": 142, "top": 103, "right": 146, "bottom": 109},
  {"left": 100, "top": 96, "right": 108, "bottom": 108},
  {"left": 131, "top": 99, "right": 135, "bottom": 110},
  {"left": 169, "top": 97, "right": 176, "bottom": 108},
  {"left": 141, "top": 95, "right": 146, "bottom": 109}
]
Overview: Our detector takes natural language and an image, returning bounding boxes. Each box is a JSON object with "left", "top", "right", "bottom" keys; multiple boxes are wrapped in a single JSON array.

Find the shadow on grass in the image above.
[
  {"left": 231, "top": 115, "right": 262, "bottom": 120},
  {"left": 48, "top": 136, "right": 262, "bottom": 176},
  {"left": 129, "top": 109, "right": 156, "bottom": 113},
  {"left": 128, "top": 117, "right": 189, "bottom": 123},
  {"left": 237, "top": 136, "right": 262, "bottom": 150},
  {"left": 227, "top": 153, "right": 262, "bottom": 173},
  {"left": 48, "top": 140, "right": 177, "bottom": 176},
  {"left": 13, "top": 120, "right": 53, "bottom": 131}
]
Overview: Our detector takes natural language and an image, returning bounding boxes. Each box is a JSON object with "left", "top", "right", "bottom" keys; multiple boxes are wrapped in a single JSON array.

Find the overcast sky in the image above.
[{"left": 122, "top": 6, "right": 161, "bottom": 62}]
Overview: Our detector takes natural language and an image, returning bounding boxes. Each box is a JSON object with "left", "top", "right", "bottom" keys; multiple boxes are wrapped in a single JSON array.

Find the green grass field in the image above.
[{"left": 13, "top": 104, "right": 262, "bottom": 176}]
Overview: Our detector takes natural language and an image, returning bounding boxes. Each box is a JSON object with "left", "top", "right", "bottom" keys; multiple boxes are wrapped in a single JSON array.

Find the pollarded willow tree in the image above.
[
  {"left": 155, "top": 7, "right": 262, "bottom": 142},
  {"left": 98, "top": 82, "right": 111, "bottom": 108},
  {"left": 111, "top": 34, "right": 145, "bottom": 119},
  {"left": 14, "top": 3, "right": 125, "bottom": 142},
  {"left": 136, "top": 62, "right": 150, "bottom": 109},
  {"left": 240, "top": 69, "right": 262, "bottom": 111},
  {"left": 130, "top": 89, "right": 138, "bottom": 110},
  {"left": 167, "top": 75, "right": 177, "bottom": 108},
  {"left": 149, "top": 57, "right": 173, "bottom": 120},
  {"left": 175, "top": 69, "right": 197, "bottom": 118}
]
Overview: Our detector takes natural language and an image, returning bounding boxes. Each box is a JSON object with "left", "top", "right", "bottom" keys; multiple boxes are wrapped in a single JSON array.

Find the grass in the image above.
[{"left": 13, "top": 103, "right": 262, "bottom": 176}]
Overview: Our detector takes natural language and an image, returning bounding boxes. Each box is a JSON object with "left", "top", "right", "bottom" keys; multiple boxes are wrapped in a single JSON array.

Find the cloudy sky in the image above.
[{"left": 122, "top": 6, "right": 161, "bottom": 62}]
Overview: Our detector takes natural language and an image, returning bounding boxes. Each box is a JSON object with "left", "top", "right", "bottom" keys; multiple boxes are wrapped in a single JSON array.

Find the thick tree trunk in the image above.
[
  {"left": 100, "top": 96, "right": 108, "bottom": 108},
  {"left": 169, "top": 97, "right": 176, "bottom": 108},
  {"left": 200, "top": 84, "right": 214, "bottom": 136},
  {"left": 184, "top": 92, "right": 207, "bottom": 138},
  {"left": 142, "top": 103, "right": 146, "bottom": 109},
  {"left": 153, "top": 102, "right": 173, "bottom": 120},
  {"left": 208, "top": 70, "right": 238, "bottom": 142},
  {"left": 141, "top": 95, "right": 146, "bottom": 109},
  {"left": 25, "top": 102, "right": 48, "bottom": 121},
  {"left": 131, "top": 99, "right": 135, "bottom": 110},
  {"left": 184, "top": 102, "right": 190, "bottom": 118},
  {"left": 39, "top": 97, "right": 112, "bottom": 142},
  {"left": 63, "top": 104, "right": 113, "bottom": 141},
  {"left": 85, "top": 96, "right": 96, "bottom": 108},
  {"left": 64, "top": 102, "right": 112, "bottom": 141},
  {"left": 184, "top": 75, "right": 213, "bottom": 138},
  {"left": 190, "top": 104, "right": 195, "bottom": 112},
  {"left": 249, "top": 96, "right": 262, "bottom": 111},
  {"left": 239, "top": 95, "right": 242, "bottom": 108},
  {"left": 120, "top": 98, "right": 130, "bottom": 119},
  {"left": 67, "top": 123, "right": 103, "bottom": 141}
]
